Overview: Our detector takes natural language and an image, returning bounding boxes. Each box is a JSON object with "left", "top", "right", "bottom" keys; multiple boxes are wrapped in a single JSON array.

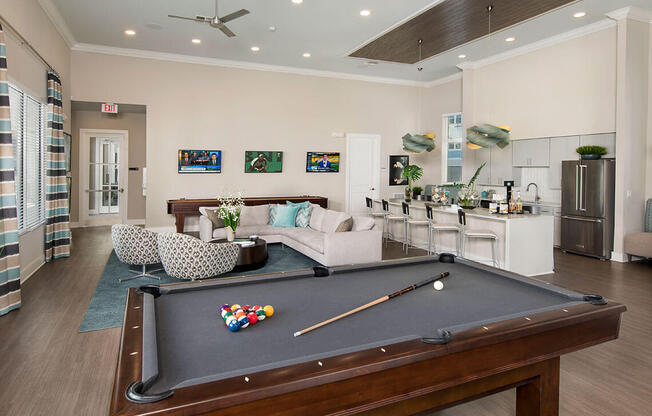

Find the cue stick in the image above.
[{"left": 293, "top": 271, "right": 450, "bottom": 337}]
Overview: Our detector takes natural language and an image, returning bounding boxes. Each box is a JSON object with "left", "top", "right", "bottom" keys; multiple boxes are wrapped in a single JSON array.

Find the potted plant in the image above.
[
  {"left": 456, "top": 162, "right": 486, "bottom": 209},
  {"left": 401, "top": 164, "right": 423, "bottom": 203},
  {"left": 412, "top": 186, "right": 424, "bottom": 200},
  {"left": 216, "top": 193, "right": 244, "bottom": 242},
  {"left": 576, "top": 145, "right": 607, "bottom": 160}
]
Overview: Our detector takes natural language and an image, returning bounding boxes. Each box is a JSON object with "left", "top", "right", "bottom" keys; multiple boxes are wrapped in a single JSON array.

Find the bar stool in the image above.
[
  {"left": 366, "top": 197, "right": 388, "bottom": 241},
  {"left": 458, "top": 209, "right": 498, "bottom": 267},
  {"left": 383, "top": 199, "right": 408, "bottom": 251},
  {"left": 425, "top": 205, "right": 460, "bottom": 256},
  {"left": 403, "top": 202, "right": 429, "bottom": 253}
]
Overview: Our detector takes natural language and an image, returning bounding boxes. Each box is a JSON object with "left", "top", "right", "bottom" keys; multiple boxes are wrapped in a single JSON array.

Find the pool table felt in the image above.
[{"left": 145, "top": 259, "right": 584, "bottom": 394}]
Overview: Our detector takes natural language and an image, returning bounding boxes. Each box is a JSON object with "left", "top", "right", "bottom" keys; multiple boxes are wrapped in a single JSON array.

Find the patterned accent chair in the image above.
[
  {"left": 111, "top": 224, "right": 164, "bottom": 282},
  {"left": 156, "top": 233, "right": 239, "bottom": 280}
]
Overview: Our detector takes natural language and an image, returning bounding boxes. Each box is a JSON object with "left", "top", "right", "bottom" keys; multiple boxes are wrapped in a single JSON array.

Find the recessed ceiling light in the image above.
[
  {"left": 505, "top": 37, "right": 516, "bottom": 42},
  {"left": 366, "top": 61, "right": 379, "bottom": 66},
  {"left": 360, "top": 10, "right": 371, "bottom": 17},
  {"left": 269, "top": 26, "right": 277, "bottom": 32},
  {"left": 458, "top": 54, "right": 467, "bottom": 59},
  {"left": 573, "top": 11, "right": 586, "bottom": 18},
  {"left": 251, "top": 46, "right": 260, "bottom": 52},
  {"left": 302, "top": 52, "right": 311, "bottom": 58},
  {"left": 291, "top": 0, "right": 303, "bottom": 4},
  {"left": 191, "top": 38, "right": 201, "bottom": 44},
  {"left": 124, "top": 29, "right": 136, "bottom": 36}
]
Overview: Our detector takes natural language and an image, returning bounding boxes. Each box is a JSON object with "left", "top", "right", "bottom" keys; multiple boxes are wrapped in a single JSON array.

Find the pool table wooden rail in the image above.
[{"left": 110, "top": 286, "right": 625, "bottom": 416}]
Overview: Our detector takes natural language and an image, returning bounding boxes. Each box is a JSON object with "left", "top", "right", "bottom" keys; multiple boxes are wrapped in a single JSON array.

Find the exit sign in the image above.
[{"left": 102, "top": 103, "right": 118, "bottom": 114}]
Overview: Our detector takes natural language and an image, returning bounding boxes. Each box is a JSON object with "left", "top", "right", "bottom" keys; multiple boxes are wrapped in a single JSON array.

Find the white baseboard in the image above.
[
  {"left": 69, "top": 222, "right": 81, "bottom": 229},
  {"left": 127, "top": 219, "right": 146, "bottom": 225},
  {"left": 611, "top": 252, "right": 627, "bottom": 262},
  {"left": 20, "top": 257, "right": 45, "bottom": 284}
]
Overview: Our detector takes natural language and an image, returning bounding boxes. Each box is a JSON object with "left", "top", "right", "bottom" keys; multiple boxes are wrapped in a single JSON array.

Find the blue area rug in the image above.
[{"left": 79, "top": 243, "right": 321, "bottom": 332}]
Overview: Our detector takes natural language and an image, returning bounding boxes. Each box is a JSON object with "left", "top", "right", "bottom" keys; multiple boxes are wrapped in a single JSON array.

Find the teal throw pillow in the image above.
[
  {"left": 273, "top": 204, "right": 300, "bottom": 228},
  {"left": 286, "top": 201, "right": 312, "bottom": 227},
  {"left": 268, "top": 204, "right": 280, "bottom": 225}
]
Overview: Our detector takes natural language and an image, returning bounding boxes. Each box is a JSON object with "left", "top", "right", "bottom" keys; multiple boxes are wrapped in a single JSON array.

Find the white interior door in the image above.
[
  {"left": 80, "top": 129, "right": 128, "bottom": 226},
  {"left": 346, "top": 134, "right": 380, "bottom": 214}
]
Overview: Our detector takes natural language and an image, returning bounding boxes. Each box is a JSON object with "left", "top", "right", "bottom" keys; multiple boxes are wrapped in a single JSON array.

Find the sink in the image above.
[{"left": 523, "top": 204, "right": 541, "bottom": 215}]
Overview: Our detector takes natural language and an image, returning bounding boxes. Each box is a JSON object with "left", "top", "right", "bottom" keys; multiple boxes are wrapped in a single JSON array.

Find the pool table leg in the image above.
[{"left": 516, "top": 357, "right": 560, "bottom": 416}]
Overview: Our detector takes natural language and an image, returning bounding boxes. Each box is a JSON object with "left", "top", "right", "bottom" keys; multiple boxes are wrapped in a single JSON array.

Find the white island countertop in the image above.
[{"left": 374, "top": 199, "right": 554, "bottom": 276}]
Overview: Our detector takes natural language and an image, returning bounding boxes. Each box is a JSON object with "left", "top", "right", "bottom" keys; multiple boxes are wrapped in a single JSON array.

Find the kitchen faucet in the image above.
[{"left": 526, "top": 182, "right": 540, "bottom": 204}]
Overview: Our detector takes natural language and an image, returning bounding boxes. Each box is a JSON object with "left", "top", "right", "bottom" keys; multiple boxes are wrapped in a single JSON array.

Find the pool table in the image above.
[{"left": 110, "top": 256, "right": 625, "bottom": 416}]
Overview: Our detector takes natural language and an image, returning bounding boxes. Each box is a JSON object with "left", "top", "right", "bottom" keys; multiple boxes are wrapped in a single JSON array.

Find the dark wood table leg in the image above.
[
  {"left": 175, "top": 214, "right": 185, "bottom": 233},
  {"left": 516, "top": 357, "right": 560, "bottom": 416}
]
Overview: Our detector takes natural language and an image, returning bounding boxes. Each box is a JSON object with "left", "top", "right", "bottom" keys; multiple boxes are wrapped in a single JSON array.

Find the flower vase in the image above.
[{"left": 226, "top": 227, "right": 235, "bottom": 242}]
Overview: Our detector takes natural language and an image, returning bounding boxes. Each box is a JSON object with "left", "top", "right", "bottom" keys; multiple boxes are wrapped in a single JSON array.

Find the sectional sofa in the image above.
[{"left": 199, "top": 204, "right": 382, "bottom": 266}]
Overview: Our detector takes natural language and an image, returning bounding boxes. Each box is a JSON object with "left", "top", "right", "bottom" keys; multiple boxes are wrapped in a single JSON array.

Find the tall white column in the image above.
[{"left": 607, "top": 7, "right": 651, "bottom": 261}]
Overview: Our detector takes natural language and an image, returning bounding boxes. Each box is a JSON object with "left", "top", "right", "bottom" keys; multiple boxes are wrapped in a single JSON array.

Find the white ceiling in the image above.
[{"left": 48, "top": 0, "right": 652, "bottom": 83}]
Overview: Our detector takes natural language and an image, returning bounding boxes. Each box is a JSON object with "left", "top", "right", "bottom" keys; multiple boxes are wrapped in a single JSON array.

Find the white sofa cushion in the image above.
[
  {"left": 321, "top": 209, "right": 351, "bottom": 233},
  {"left": 281, "top": 228, "right": 325, "bottom": 253},
  {"left": 352, "top": 215, "right": 376, "bottom": 231},
  {"left": 309, "top": 206, "right": 326, "bottom": 231},
  {"left": 240, "top": 205, "right": 270, "bottom": 226}
]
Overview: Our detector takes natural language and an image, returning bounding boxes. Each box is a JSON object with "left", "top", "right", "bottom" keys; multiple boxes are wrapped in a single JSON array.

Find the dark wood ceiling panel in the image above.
[{"left": 349, "top": 0, "right": 576, "bottom": 64}]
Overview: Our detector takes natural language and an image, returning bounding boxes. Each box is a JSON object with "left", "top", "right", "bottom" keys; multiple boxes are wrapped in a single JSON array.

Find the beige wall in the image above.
[
  {"left": 70, "top": 110, "right": 147, "bottom": 223},
  {"left": 2, "top": 0, "right": 71, "bottom": 281},
  {"left": 70, "top": 51, "right": 422, "bottom": 228},
  {"left": 471, "top": 27, "right": 617, "bottom": 139},
  {"left": 420, "top": 78, "right": 463, "bottom": 185}
]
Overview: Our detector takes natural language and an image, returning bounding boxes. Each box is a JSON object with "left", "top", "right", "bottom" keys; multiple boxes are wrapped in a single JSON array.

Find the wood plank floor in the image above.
[{"left": 0, "top": 226, "right": 650, "bottom": 416}]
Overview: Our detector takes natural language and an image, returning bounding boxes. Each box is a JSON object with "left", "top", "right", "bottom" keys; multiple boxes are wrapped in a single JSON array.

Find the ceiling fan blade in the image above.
[
  {"left": 220, "top": 9, "right": 250, "bottom": 23},
  {"left": 218, "top": 24, "right": 236, "bottom": 37},
  {"left": 168, "top": 14, "right": 206, "bottom": 23}
]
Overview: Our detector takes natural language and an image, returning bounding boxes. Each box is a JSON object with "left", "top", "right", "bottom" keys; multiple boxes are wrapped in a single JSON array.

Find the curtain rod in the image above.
[{"left": 0, "top": 14, "right": 55, "bottom": 72}]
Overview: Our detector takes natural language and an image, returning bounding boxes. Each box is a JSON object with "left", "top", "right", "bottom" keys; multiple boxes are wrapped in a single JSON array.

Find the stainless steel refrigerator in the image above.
[{"left": 561, "top": 159, "right": 615, "bottom": 259}]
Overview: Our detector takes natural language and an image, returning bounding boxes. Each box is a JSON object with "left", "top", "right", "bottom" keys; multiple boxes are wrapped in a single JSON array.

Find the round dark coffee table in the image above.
[{"left": 210, "top": 238, "right": 268, "bottom": 272}]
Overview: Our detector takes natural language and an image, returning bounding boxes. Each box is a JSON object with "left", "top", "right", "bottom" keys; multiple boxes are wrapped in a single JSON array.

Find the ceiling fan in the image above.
[{"left": 168, "top": 0, "right": 250, "bottom": 38}]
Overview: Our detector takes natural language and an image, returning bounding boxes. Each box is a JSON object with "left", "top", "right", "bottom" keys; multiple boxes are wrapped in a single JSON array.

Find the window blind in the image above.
[{"left": 9, "top": 84, "right": 46, "bottom": 232}]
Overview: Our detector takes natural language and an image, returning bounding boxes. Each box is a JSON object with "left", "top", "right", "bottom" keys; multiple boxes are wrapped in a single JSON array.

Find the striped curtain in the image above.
[
  {"left": 0, "top": 24, "right": 21, "bottom": 316},
  {"left": 44, "top": 70, "right": 70, "bottom": 261}
]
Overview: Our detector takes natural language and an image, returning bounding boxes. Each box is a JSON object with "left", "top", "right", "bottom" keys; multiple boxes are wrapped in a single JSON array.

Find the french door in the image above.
[{"left": 80, "top": 129, "right": 128, "bottom": 226}]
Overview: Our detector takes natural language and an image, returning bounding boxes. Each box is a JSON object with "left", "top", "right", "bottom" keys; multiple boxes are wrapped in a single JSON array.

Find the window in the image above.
[
  {"left": 442, "top": 113, "right": 463, "bottom": 183},
  {"left": 9, "top": 84, "right": 46, "bottom": 232}
]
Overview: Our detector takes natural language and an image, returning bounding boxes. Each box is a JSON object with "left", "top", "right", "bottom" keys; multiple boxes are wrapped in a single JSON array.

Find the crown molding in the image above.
[
  {"left": 458, "top": 18, "right": 616, "bottom": 71},
  {"left": 38, "top": 0, "right": 76, "bottom": 48},
  {"left": 71, "top": 43, "right": 425, "bottom": 87},
  {"left": 424, "top": 72, "right": 461, "bottom": 88},
  {"left": 606, "top": 7, "right": 652, "bottom": 23}
]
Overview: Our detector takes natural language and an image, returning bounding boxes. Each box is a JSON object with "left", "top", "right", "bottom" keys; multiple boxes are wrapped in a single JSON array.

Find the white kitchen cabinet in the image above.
[
  {"left": 512, "top": 138, "right": 550, "bottom": 167},
  {"left": 548, "top": 136, "right": 579, "bottom": 189},
  {"left": 580, "top": 133, "right": 615, "bottom": 158},
  {"left": 490, "top": 143, "right": 514, "bottom": 186}
]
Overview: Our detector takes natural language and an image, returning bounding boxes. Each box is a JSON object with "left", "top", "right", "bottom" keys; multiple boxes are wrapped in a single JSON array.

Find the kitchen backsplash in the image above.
[{"left": 478, "top": 168, "right": 561, "bottom": 204}]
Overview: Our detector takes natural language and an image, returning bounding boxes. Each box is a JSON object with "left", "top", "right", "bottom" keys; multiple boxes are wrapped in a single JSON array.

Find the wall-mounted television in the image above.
[
  {"left": 178, "top": 150, "right": 221, "bottom": 173},
  {"left": 306, "top": 152, "right": 340, "bottom": 173}
]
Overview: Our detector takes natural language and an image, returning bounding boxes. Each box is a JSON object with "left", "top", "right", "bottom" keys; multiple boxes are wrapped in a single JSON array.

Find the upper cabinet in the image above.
[
  {"left": 548, "top": 136, "right": 579, "bottom": 189},
  {"left": 512, "top": 138, "right": 550, "bottom": 167},
  {"left": 579, "top": 133, "right": 615, "bottom": 158}
]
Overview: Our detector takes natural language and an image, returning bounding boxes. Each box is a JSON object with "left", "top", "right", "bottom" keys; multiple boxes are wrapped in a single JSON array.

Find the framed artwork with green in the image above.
[{"left": 244, "top": 151, "right": 283, "bottom": 173}]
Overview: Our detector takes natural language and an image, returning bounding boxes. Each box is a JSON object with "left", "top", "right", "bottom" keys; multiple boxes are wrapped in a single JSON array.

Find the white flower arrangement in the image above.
[{"left": 216, "top": 192, "right": 244, "bottom": 232}]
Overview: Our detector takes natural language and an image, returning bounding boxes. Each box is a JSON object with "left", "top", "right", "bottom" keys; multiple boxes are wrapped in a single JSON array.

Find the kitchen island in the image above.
[{"left": 374, "top": 200, "right": 554, "bottom": 276}]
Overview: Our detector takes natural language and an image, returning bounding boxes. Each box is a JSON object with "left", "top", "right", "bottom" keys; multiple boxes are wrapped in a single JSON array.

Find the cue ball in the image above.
[{"left": 433, "top": 281, "right": 444, "bottom": 291}]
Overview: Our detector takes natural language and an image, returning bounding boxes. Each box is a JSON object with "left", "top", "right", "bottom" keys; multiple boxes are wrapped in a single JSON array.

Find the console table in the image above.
[{"left": 167, "top": 196, "right": 328, "bottom": 233}]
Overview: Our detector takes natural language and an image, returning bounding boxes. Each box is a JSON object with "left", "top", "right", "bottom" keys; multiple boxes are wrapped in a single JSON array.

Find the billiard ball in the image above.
[
  {"left": 433, "top": 280, "right": 444, "bottom": 291},
  {"left": 227, "top": 320, "right": 240, "bottom": 332},
  {"left": 225, "top": 315, "right": 237, "bottom": 326},
  {"left": 242, "top": 304, "right": 251, "bottom": 311},
  {"left": 237, "top": 315, "right": 250, "bottom": 328},
  {"left": 255, "top": 309, "right": 266, "bottom": 320},
  {"left": 246, "top": 312, "right": 258, "bottom": 325},
  {"left": 231, "top": 304, "right": 241, "bottom": 311},
  {"left": 221, "top": 310, "right": 233, "bottom": 319},
  {"left": 263, "top": 305, "right": 274, "bottom": 317}
]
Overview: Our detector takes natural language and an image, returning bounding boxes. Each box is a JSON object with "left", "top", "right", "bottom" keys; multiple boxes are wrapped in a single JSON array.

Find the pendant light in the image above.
[
  {"left": 466, "top": 4, "right": 511, "bottom": 150},
  {"left": 402, "top": 39, "right": 436, "bottom": 153}
]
